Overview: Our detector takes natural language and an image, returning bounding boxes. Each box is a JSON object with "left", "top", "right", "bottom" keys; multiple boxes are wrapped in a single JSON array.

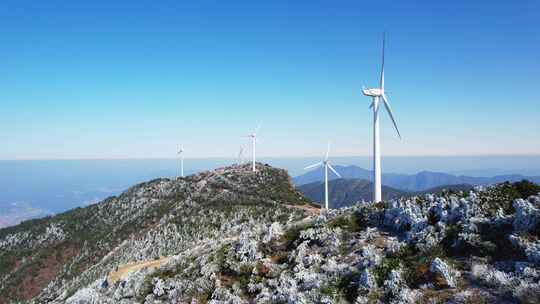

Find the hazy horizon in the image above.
[
  {"left": 4, "top": 152, "right": 540, "bottom": 160},
  {"left": 2, "top": 155, "right": 540, "bottom": 228},
  {"left": 3, "top": 154, "right": 540, "bottom": 175}
]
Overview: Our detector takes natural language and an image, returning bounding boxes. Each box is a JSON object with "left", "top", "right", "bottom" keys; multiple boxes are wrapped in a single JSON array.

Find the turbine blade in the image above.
[
  {"left": 325, "top": 142, "right": 330, "bottom": 161},
  {"left": 328, "top": 163, "right": 342, "bottom": 178},
  {"left": 369, "top": 101, "right": 374, "bottom": 109},
  {"left": 380, "top": 32, "right": 385, "bottom": 91},
  {"left": 304, "top": 162, "right": 323, "bottom": 170},
  {"left": 382, "top": 94, "right": 401, "bottom": 139},
  {"left": 373, "top": 98, "right": 380, "bottom": 113}
]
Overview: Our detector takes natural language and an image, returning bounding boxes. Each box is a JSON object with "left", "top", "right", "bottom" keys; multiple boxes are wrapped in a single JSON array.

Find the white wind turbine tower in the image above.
[
  {"left": 362, "top": 34, "right": 401, "bottom": 203},
  {"left": 304, "top": 143, "right": 342, "bottom": 210},
  {"left": 177, "top": 145, "right": 184, "bottom": 179},
  {"left": 244, "top": 123, "right": 262, "bottom": 172}
]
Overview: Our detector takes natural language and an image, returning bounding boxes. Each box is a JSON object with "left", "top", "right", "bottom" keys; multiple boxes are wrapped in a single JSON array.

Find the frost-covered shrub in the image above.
[
  {"left": 471, "top": 264, "right": 514, "bottom": 288},
  {"left": 209, "top": 286, "right": 245, "bottom": 304},
  {"left": 383, "top": 200, "right": 427, "bottom": 232},
  {"left": 358, "top": 269, "right": 376, "bottom": 290},
  {"left": 234, "top": 232, "right": 261, "bottom": 263},
  {"left": 360, "top": 244, "right": 383, "bottom": 269},
  {"left": 429, "top": 258, "right": 459, "bottom": 288},
  {"left": 262, "top": 222, "right": 284, "bottom": 243},
  {"left": 513, "top": 198, "right": 540, "bottom": 233},
  {"left": 513, "top": 281, "right": 540, "bottom": 304}
]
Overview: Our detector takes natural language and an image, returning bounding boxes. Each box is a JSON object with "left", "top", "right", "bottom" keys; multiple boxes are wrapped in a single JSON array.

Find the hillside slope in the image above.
[
  {"left": 0, "top": 163, "right": 311, "bottom": 303},
  {"left": 1, "top": 166, "right": 540, "bottom": 303},
  {"left": 62, "top": 180, "right": 540, "bottom": 303}
]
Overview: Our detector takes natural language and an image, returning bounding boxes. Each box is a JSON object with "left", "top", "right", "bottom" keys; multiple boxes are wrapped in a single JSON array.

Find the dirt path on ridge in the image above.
[{"left": 108, "top": 257, "right": 170, "bottom": 283}]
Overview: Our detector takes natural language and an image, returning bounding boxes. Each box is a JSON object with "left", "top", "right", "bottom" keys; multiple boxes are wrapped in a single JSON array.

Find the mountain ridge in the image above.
[
  {"left": 293, "top": 165, "right": 540, "bottom": 191},
  {"left": 297, "top": 178, "right": 474, "bottom": 208},
  {"left": 297, "top": 178, "right": 406, "bottom": 209}
]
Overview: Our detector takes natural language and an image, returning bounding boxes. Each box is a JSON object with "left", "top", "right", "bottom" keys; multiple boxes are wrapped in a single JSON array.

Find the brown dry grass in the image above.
[{"left": 15, "top": 246, "right": 79, "bottom": 301}]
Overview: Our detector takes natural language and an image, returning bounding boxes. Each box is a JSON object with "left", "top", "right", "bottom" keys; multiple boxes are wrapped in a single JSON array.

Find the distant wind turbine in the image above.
[
  {"left": 244, "top": 122, "right": 262, "bottom": 172},
  {"left": 362, "top": 34, "right": 401, "bottom": 202},
  {"left": 177, "top": 145, "right": 184, "bottom": 179},
  {"left": 304, "top": 142, "right": 341, "bottom": 210},
  {"left": 238, "top": 146, "right": 245, "bottom": 165}
]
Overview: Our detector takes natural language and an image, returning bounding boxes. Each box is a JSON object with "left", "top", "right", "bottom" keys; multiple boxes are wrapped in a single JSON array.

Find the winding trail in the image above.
[
  {"left": 108, "top": 257, "right": 170, "bottom": 283},
  {"left": 286, "top": 203, "right": 321, "bottom": 216}
]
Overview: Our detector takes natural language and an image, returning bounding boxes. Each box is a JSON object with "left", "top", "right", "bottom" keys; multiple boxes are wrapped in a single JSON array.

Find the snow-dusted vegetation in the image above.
[{"left": 1, "top": 165, "right": 539, "bottom": 303}]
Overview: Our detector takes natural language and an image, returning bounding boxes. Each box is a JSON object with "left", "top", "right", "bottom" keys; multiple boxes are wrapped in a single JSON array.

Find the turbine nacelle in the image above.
[
  {"left": 304, "top": 142, "right": 341, "bottom": 177},
  {"left": 362, "top": 88, "right": 383, "bottom": 97}
]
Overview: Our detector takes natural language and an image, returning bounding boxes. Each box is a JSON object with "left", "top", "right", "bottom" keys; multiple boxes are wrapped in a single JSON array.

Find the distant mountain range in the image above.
[
  {"left": 293, "top": 165, "right": 540, "bottom": 191},
  {"left": 297, "top": 178, "right": 473, "bottom": 208},
  {"left": 297, "top": 179, "right": 404, "bottom": 208}
]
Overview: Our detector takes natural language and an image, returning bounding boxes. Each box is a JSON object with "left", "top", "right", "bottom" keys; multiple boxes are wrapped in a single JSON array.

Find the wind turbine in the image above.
[
  {"left": 238, "top": 146, "right": 245, "bottom": 165},
  {"left": 244, "top": 122, "right": 261, "bottom": 172},
  {"left": 304, "top": 142, "right": 341, "bottom": 210},
  {"left": 362, "top": 34, "right": 401, "bottom": 203},
  {"left": 177, "top": 145, "right": 184, "bottom": 179}
]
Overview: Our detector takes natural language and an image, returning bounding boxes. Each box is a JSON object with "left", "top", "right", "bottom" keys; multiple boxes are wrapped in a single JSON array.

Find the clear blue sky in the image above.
[{"left": 2, "top": 0, "right": 539, "bottom": 159}]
